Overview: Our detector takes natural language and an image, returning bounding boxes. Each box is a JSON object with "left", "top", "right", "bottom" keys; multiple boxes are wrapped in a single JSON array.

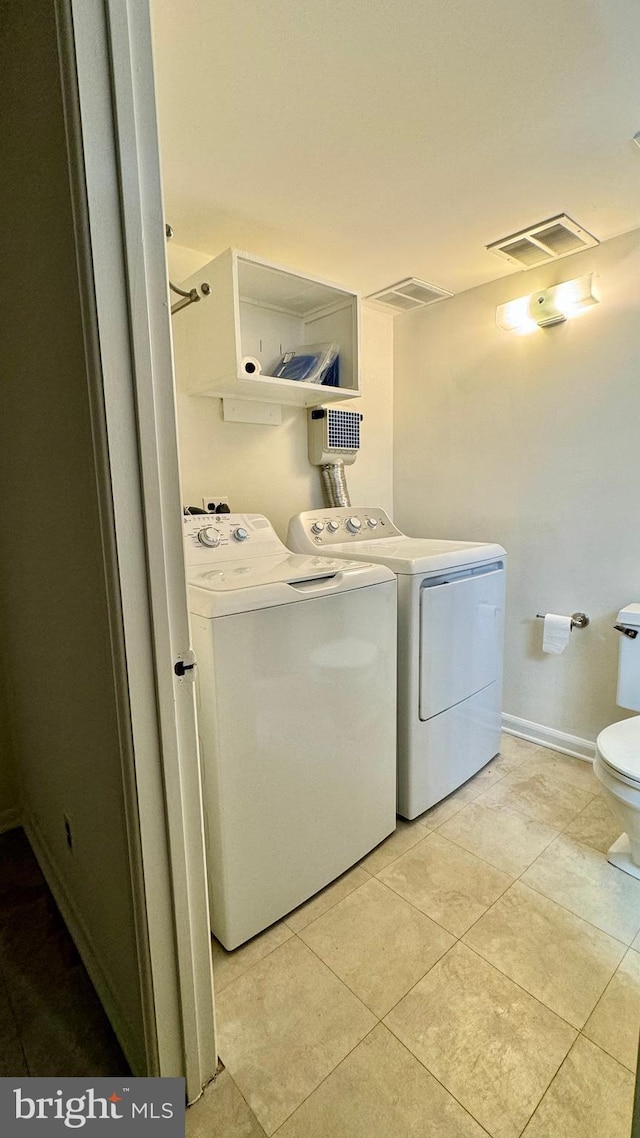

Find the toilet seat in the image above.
[{"left": 596, "top": 717, "right": 640, "bottom": 787}]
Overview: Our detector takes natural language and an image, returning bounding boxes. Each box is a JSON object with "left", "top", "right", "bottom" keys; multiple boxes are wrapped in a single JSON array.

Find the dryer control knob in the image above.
[
  {"left": 367, "top": 518, "right": 378, "bottom": 528},
  {"left": 346, "top": 516, "right": 362, "bottom": 534},
  {"left": 311, "top": 522, "right": 325, "bottom": 534},
  {"left": 327, "top": 520, "right": 340, "bottom": 533},
  {"left": 197, "top": 526, "right": 220, "bottom": 548},
  {"left": 233, "top": 527, "right": 249, "bottom": 542}
]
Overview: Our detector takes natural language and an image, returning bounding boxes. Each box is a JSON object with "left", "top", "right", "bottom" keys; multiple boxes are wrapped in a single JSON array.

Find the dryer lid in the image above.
[
  {"left": 286, "top": 509, "right": 505, "bottom": 574},
  {"left": 597, "top": 717, "right": 640, "bottom": 782},
  {"left": 334, "top": 537, "right": 506, "bottom": 575}
]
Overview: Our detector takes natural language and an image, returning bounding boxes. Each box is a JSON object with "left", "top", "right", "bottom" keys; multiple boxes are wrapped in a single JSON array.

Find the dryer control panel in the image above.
[
  {"left": 288, "top": 507, "right": 402, "bottom": 548},
  {"left": 183, "top": 513, "right": 288, "bottom": 565}
]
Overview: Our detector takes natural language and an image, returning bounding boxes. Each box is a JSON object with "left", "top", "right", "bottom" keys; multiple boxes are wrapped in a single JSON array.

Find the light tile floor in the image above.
[{"left": 189, "top": 736, "right": 640, "bottom": 1137}]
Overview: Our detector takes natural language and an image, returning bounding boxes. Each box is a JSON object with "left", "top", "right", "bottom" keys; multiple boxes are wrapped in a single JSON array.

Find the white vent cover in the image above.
[
  {"left": 366, "top": 277, "right": 453, "bottom": 313},
  {"left": 486, "top": 215, "right": 598, "bottom": 269},
  {"left": 308, "top": 407, "right": 362, "bottom": 466}
]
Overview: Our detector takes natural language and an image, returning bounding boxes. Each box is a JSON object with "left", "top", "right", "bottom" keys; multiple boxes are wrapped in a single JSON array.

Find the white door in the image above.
[{"left": 61, "top": 0, "right": 217, "bottom": 1100}]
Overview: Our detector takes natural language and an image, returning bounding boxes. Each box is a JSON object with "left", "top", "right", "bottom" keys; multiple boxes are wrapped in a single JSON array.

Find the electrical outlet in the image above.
[{"left": 202, "top": 494, "right": 230, "bottom": 513}]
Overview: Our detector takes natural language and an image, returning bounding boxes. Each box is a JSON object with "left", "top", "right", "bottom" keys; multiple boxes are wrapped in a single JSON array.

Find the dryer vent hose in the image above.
[{"left": 320, "top": 462, "right": 351, "bottom": 509}]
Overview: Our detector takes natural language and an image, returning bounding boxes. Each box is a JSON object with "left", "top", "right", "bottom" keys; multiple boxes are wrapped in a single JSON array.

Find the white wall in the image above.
[
  {"left": 394, "top": 229, "right": 640, "bottom": 744},
  {"left": 168, "top": 244, "right": 394, "bottom": 537}
]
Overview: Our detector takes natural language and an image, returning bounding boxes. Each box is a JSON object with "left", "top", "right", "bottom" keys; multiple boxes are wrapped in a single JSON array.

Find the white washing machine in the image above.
[
  {"left": 288, "top": 507, "right": 506, "bottom": 820},
  {"left": 184, "top": 512, "right": 397, "bottom": 949}
]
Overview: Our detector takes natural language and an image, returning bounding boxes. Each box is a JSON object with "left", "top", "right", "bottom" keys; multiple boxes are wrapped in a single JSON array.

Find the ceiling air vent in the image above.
[
  {"left": 366, "top": 277, "right": 453, "bottom": 314},
  {"left": 486, "top": 215, "right": 598, "bottom": 269}
]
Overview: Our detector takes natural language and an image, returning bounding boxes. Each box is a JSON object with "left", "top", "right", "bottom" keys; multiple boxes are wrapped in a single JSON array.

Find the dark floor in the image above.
[{"left": 0, "top": 827, "right": 129, "bottom": 1076}]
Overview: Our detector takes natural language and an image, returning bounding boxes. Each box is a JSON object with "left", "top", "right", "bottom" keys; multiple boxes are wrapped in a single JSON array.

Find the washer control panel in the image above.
[
  {"left": 183, "top": 513, "right": 288, "bottom": 565},
  {"left": 288, "top": 507, "right": 402, "bottom": 548}
]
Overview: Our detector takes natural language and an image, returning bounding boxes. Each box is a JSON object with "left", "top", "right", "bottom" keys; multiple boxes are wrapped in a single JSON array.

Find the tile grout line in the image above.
[
  {"left": 450, "top": 779, "right": 640, "bottom": 1043},
  {"left": 458, "top": 807, "right": 637, "bottom": 963},
  {"left": 372, "top": 831, "right": 517, "bottom": 941},
  {"left": 516, "top": 1033, "right": 584, "bottom": 1136},
  {"left": 376, "top": 1022, "right": 494, "bottom": 1137},
  {"left": 579, "top": 950, "right": 640, "bottom": 1075},
  {"left": 520, "top": 1032, "right": 636, "bottom": 1135},
  {"left": 282, "top": 864, "right": 373, "bottom": 934},
  {"left": 211, "top": 928, "right": 296, "bottom": 995},
  {"left": 386, "top": 816, "right": 635, "bottom": 1032},
  {"left": 219, "top": 933, "right": 380, "bottom": 1136},
  {"left": 381, "top": 1009, "right": 509, "bottom": 1138},
  {"left": 214, "top": 866, "right": 375, "bottom": 995},
  {"left": 452, "top": 816, "right": 640, "bottom": 1034},
  {"left": 292, "top": 925, "right": 386, "bottom": 1021},
  {"left": 381, "top": 941, "right": 586, "bottom": 1138},
  {"left": 267, "top": 1021, "right": 382, "bottom": 1136},
  {"left": 577, "top": 1022, "right": 638, "bottom": 1076},
  {"left": 424, "top": 800, "right": 562, "bottom": 878},
  {"left": 557, "top": 790, "right": 606, "bottom": 839},
  {"left": 278, "top": 917, "right": 510, "bottom": 1131},
  {"left": 516, "top": 839, "right": 640, "bottom": 947},
  {"left": 223, "top": 1069, "right": 268, "bottom": 1136},
  {"left": 381, "top": 937, "right": 635, "bottom": 1133},
  {"left": 457, "top": 766, "right": 600, "bottom": 827}
]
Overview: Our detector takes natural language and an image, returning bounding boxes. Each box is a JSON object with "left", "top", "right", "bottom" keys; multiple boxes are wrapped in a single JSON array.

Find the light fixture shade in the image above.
[{"left": 496, "top": 274, "right": 598, "bottom": 333}]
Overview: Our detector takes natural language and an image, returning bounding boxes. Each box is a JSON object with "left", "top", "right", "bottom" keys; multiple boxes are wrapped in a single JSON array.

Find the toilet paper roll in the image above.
[
  {"left": 542, "top": 614, "right": 572, "bottom": 654},
  {"left": 241, "top": 356, "right": 262, "bottom": 377}
]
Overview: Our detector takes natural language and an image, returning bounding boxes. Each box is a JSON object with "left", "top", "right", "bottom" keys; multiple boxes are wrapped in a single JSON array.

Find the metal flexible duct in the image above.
[{"left": 320, "top": 461, "right": 351, "bottom": 508}]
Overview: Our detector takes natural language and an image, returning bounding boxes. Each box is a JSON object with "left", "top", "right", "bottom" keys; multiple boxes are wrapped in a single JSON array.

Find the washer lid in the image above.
[
  {"left": 188, "top": 553, "right": 362, "bottom": 591},
  {"left": 187, "top": 553, "right": 395, "bottom": 618},
  {"left": 597, "top": 717, "right": 640, "bottom": 782}
]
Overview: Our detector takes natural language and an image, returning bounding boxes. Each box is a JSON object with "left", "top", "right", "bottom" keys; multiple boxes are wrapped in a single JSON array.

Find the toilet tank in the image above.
[{"left": 616, "top": 604, "right": 640, "bottom": 711}]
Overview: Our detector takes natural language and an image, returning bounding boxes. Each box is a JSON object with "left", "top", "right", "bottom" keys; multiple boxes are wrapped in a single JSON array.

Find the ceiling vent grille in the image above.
[
  {"left": 486, "top": 215, "right": 598, "bottom": 269},
  {"left": 366, "top": 277, "right": 453, "bottom": 314}
]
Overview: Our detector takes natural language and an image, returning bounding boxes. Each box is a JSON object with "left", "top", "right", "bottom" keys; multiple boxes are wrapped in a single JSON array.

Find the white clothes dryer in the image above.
[
  {"left": 184, "top": 513, "right": 397, "bottom": 949},
  {"left": 288, "top": 507, "right": 506, "bottom": 820}
]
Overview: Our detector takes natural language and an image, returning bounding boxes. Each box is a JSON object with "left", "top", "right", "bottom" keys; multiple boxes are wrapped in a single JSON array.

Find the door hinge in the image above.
[{"left": 174, "top": 649, "right": 197, "bottom": 680}]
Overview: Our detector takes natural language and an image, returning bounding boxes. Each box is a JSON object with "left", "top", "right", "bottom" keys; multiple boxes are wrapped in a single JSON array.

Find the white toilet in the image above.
[{"left": 594, "top": 604, "right": 640, "bottom": 879}]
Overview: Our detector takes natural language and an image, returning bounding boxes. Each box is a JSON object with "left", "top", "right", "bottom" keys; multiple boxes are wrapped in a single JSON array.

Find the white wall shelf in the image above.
[{"left": 177, "top": 248, "right": 361, "bottom": 407}]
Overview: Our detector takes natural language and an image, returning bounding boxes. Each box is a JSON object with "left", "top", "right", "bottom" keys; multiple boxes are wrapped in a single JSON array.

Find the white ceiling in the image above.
[{"left": 151, "top": 0, "right": 640, "bottom": 296}]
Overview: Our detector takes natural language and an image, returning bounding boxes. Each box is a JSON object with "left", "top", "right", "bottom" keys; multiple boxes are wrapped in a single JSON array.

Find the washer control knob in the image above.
[
  {"left": 311, "top": 522, "right": 325, "bottom": 535},
  {"left": 367, "top": 518, "right": 378, "bottom": 529},
  {"left": 197, "top": 526, "right": 220, "bottom": 548},
  {"left": 327, "top": 520, "right": 340, "bottom": 533},
  {"left": 233, "top": 527, "right": 249, "bottom": 542},
  {"left": 346, "top": 516, "right": 363, "bottom": 534}
]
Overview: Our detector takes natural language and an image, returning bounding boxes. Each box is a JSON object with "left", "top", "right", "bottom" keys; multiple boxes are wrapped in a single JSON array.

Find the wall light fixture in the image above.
[{"left": 496, "top": 273, "right": 599, "bottom": 334}]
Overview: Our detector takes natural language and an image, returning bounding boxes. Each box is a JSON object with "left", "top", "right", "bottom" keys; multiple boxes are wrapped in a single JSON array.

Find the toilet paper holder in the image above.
[{"left": 536, "top": 611, "right": 590, "bottom": 630}]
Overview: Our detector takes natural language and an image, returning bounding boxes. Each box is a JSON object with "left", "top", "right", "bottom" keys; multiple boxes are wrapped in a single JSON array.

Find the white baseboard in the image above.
[
  {"left": 24, "top": 813, "right": 144, "bottom": 1074},
  {"left": 0, "top": 806, "right": 21, "bottom": 835},
  {"left": 502, "top": 713, "right": 595, "bottom": 763}
]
